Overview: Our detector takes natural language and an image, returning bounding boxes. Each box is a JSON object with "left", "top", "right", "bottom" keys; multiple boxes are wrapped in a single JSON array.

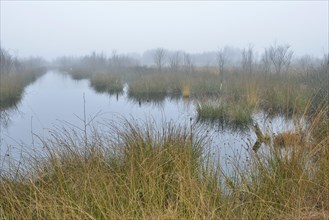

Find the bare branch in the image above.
[
  {"left": 153, "top": 48, "right": 166, "bottom": 72},
  {"left": 268, "top": 43, "right": 293, "bottom": 74}
]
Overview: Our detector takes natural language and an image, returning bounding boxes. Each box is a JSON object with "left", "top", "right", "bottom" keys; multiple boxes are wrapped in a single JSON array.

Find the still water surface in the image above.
[{"left": 0, "top": 71, "right": 294, "bottom": 171}]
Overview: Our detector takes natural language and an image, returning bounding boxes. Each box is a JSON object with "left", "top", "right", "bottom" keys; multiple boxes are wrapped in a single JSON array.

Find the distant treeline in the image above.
[{"left": 52, "top": 43, "right": 328, "bottom": 77}]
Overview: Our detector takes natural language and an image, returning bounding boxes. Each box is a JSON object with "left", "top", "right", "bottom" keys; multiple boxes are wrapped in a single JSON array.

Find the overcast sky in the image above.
[{"left": 1, "top": 1, "right": 328, "bottom": 60}]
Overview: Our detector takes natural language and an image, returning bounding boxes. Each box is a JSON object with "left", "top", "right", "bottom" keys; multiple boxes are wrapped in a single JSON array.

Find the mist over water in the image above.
[
  {"left": 0, "top": 2, "right": 328, "bottom": 218},
  {"left": 0, "top": 71, "right": 193, "bottom": 157},
  {"left": 1, "top": 71, "right": 297, "bottom": 173}
]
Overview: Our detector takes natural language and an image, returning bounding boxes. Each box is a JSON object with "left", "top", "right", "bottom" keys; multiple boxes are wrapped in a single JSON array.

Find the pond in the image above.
[{"left": 0, "top": 71, "right": 295, "bottom": 173}]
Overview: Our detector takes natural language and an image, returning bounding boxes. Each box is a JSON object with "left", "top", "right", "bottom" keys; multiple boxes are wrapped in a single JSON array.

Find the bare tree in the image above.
[
  {"left": 109, "top": 50, "right": 139, "bottom": 71},
  {"left": 261, "top": 48, "right": 271, "bottom": 75},
  {"left": 320, "top": 53, "right": 329, "bottom": 70},
  {"left": 168, "top": 51, "right": 182, "bottom": 73},
  {"left": 153, "top": 48, "right": 166, "bottom": 72},
  {"left": 182, "top": 52, "right": 194, "bottom": 74},
  {"left": 269, "top": 43, "right": 293, "bottom": 74},
  {"left": 216, "top": 47, "right": 230, "bottom": 85},
  {"left": 82, "top": 51, "right": 107, "bottom": 72},
  {"left": 297, "top": 55, "right": 315, "bottom": 76},
  {"left": 241, "top": 44, "right": 254, "bottom": 75},
  {"left": 110, "top": 50, "right": 119, "bottom": 69}
]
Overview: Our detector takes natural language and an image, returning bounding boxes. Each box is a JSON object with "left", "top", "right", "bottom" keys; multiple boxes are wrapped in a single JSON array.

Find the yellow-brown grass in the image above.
[
  {"left": 90, "top": 73, "right": 123, "bottom": 94},
  {"left": 0, "top": 69, "right": 44, "bottom": 110},
  {"left": 273, "top": 131, "right": 305, "bottom": 148},
  {"left": 182, "top": 84, "right": 190, "bottom": 98},
  {"left": 1, "top": 108, "right": 328, "bottom": 219}
]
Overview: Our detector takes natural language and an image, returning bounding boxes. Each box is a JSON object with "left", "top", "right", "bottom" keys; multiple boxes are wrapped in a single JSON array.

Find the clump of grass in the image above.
[
  {"left": 196, "top": 100, "right": 226, "bottom": 119},
  {"left": 90, "top": 73, "right": 123, "bottom": 95},
  {"left": 259, "top": 75, "right": 312, "bottom": 117},
  {"left": 225, "top": 106, "right": 329, "bottom": 218},
  {"left": 0, "top": 120, "right": 223, "bottom": 219},
  {"left": 196, "top": 99, "right": 254, "bottom": 128},
  {"left": 261, "top": 87, "right": 306, "bottom": 117},
  {"left": 228, "top": 102, "right": 254, "bottom": 125},
  {"left": 127, "top": 75, "right": 170, "bottom": 103},
  {"left": 68, "top": 68, "right": 94, "bottom": 80},
  {"left": 190, "top": 74, "right": 222, "bottom": 97},
  {"left": 237, "top": 144, "right": 329, "bottom": 219},
  {"left": 0, "top": 111, "right": 329, "bottom": 219}
]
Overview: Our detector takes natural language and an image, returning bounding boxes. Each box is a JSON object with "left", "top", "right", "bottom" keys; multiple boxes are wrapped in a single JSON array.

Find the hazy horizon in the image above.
[{"left": 1, "top": 1, "right": 328, "bottom": 60}]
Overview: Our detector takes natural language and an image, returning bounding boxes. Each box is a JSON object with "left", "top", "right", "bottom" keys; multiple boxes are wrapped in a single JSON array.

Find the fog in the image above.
[{"left": 1, "top": 1, "right": 328, "bottom": 60}]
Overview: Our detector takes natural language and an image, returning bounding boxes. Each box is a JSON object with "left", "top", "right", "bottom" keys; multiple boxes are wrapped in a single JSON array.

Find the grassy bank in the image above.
[
  {"left": 97, "top": 68, "right": 324, "bottom": 119},
  {"left": 63, "top": 65, "right": 328, "bottom": 132},
  {"left": 1, "top": 109, "right": 328, "bottom": 219},
  {"left": 0, "top": 47, "right": 46, "bottom": 110},
  {"left": 90, "top": 73, "right": 124, "bottom": 95},
  {"left": 63, "top": 57, "right": 327, "bottom": 123},
  {"left": 0, "top": 67, "right": 45, "bottom": 110},
  {"left": 69, "top": 68, "right": 94, "bottom": 80},
  {"left": 127, "top": 73, "right": 183, "bottom": 103}
]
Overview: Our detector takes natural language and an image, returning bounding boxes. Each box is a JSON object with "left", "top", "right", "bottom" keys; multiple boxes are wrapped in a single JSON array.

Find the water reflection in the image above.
[
  {"left": 0, "top": 71, "right": 297, "bottom": 175},
  {"left": 196, "top": 117, "right": 252, "bottom": 133},
  {"left": 127, "top": 92, "right": 167, "bottom": 106},
  {"left": 1, "top": 71, "right": 195, "bottom": 157},
  {"left": 0, "top": 107, "right": 20, "bottom": 128}
]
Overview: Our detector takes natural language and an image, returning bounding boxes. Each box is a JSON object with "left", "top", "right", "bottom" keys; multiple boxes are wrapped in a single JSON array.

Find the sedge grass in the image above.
[
  {"left": 127, "top": 75, "right": 170, "bottom": 103},
  {"left": 0, "top": 74, "right": 25, "bottom": 109},
  {"left": 90, "top": 73, "right": 123, "bottom": 95},
  {"left": 196, "top": 98, "right": 254, "bottom": 129},
  {"left": 0, "top": 120, "right": 223, "bottom": 219},
  {"left": 0, "top": 68, "right": 45, "bottom": 110},
  {"left": 68, "top": 68, "right": 94, "bottom": 80},
  {"left": 0, "top": 109, "right": 328, "bottom": 219}
]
